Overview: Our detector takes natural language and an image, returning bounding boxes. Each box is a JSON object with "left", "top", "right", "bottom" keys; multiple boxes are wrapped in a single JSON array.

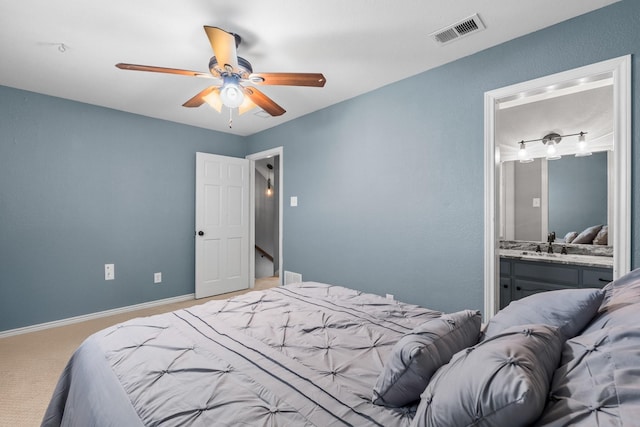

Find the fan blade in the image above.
[
  {"left": 115, "top": 63, "right": 216, "bottom": 79},
  {"left": 247, "top": 72, "right": 326, "bottom": 87},
  {"left": 238, "top": 97, "right": 257, "bottom": 115},
  {"left": 204, "top": 26, "right": 238, "bottom": 73},
  {"left": 242, "top": 86, "right": 285, "bottom": 116},
  {"left": 183, "top": 86, "right": 222, "bottom": 112}
]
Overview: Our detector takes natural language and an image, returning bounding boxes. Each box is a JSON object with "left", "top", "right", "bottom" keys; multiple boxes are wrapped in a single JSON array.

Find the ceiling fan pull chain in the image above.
[{"left": 228, "top": 107, "right": 233, "bottom": 128}]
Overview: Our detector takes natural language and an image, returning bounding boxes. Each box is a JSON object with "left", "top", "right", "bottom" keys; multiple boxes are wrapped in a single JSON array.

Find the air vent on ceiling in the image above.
[{"left": 430, "top": 13, "right": 485, "bottom": 46}]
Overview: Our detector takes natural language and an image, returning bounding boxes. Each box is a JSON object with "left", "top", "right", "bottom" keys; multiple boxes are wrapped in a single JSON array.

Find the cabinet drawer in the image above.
[
  {"left": 582, "top": 268, "right": 613, "bottom": 288},
  {"left": 514, "top": 261, "right": 579, "bottom": 285}
]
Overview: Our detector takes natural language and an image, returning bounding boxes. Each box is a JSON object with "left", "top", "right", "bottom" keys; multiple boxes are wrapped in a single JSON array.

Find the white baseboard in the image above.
[{"left": 0, "top": 294, "right": 195, "bottom": 339}]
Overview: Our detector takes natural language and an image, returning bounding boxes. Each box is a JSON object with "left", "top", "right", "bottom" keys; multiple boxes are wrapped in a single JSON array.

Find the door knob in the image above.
[{"left": 197, "top": 231, "right": 204, "bottom": 236}]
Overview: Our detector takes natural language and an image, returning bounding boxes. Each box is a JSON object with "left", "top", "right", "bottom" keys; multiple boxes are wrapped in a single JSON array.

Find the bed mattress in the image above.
[{"left": 42, "top": 282, "right": 442, "bottom": 426}]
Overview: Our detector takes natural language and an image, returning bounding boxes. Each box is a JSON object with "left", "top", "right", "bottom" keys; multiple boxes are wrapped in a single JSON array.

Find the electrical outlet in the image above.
[
  {"left": 105, "top": 264, "right": 115, "bottom": 281},
  {"left": 154, "top": 272, "right": 162, "bottom": 284},
  {"left": 386, "top": 294, "right": 394, "bottom": 300}
]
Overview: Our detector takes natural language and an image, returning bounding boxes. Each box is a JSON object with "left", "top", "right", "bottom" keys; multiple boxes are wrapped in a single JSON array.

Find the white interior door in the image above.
[{"left": 195, "top": 152, "right": 249, "bottom": 298}]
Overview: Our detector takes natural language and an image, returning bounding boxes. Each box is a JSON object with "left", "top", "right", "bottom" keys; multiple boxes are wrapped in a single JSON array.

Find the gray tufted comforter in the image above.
[{"left": 42, "top": 282, "right": 442, "bottom": 426}]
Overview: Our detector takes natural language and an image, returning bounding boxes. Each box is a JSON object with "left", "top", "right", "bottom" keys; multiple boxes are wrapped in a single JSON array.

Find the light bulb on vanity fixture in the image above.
[
  {"left": 517, "top": 141, "right": 533, "bottom": 163},
  {"left": 575, "top": 132, "right": 592, "bottom": 157},
  {"left": 543, "top": 133, "right": 562, "bottom": 160}
]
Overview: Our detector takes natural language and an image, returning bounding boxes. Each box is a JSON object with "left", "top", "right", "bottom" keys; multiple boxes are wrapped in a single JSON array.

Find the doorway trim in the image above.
[
  {"left": 483, "top": 55, "right": 631, "bottom": 320},
  {"left": 247, "top": 146, "right": 284, "bottom": 288}
]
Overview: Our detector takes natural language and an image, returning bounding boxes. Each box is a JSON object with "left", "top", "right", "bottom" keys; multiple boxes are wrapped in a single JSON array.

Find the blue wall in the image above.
[
  {"left": 0, "top": 88, "right": 244, "bottom": 330},
  {"left": 247, "top": 0, "right": 640, "bottom": 313},
  {"left": 2, "top": 0, "right": 639, "bottom": 331},
  {"left": 549, "top": 152, "right": 608, "bottom": 237}
]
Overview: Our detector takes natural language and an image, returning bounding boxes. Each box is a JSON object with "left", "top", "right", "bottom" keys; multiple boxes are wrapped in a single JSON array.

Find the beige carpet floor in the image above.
[{"left": 0, "top": 277, "right": 279, "bottom": 427}]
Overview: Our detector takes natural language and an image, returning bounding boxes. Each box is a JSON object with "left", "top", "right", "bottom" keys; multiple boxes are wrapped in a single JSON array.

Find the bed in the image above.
[
  {"left": 42, "top": 272, "right": 640, "bottom": 426},
  {"left": 42, "top": 282, "right": 444, "bottom": 426}
]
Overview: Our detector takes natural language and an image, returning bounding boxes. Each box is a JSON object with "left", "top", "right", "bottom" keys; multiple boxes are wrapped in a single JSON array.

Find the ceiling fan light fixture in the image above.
[
  {"left": 116, "top": 26, "right": 325, "bottom": 122},
  {"left": 220, "top": 76, "right": 244, "bottom": 108},
  {"left": 203, "top": 90, "right": 222, "bottom": 112}
]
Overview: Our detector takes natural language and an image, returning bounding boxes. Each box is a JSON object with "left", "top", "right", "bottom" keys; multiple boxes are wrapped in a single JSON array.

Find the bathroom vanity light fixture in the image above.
[{"left": 516, "top": 131, "right": 589, "bottom": 162}]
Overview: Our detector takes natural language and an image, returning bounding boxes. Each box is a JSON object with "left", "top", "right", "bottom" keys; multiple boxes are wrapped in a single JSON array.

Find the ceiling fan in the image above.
[{"left": 116, "top": 26, "right": 326, "bottom": 123}]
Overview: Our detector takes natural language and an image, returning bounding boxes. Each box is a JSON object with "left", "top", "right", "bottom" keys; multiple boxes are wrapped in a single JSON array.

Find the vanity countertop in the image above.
[{"left": 500, "top": 249, "right": 613, "bottom": 268}]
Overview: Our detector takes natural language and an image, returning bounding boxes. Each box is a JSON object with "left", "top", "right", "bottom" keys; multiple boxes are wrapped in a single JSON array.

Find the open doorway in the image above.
[
  {"left": 254, "top": 156, "right": 280, "bottom": 286},
  {"left": 247, "top": 147, "right": 283, "bottom": 289}
]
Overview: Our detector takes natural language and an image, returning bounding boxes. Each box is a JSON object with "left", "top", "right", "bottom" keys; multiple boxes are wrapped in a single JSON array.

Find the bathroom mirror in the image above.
[
  {"left": 500, "top": 154, "right": 610, "bottom": 243},
  {"left": 497, "top": 82, "right": 613, "bottom": 243},
  {"left": 483, "top": 55, "right": 631, "bottom": 318}
]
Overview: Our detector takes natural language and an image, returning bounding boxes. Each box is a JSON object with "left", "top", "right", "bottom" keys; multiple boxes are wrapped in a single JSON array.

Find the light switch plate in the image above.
[
  {"left": 533, "top": 197, "right": 541, "bottom": 208},
  {"left": 154, "top": 272, "right": 162, "bottom": 284},
  {"left": 290, "top": 196, "right": 298, "bottom": 207}
]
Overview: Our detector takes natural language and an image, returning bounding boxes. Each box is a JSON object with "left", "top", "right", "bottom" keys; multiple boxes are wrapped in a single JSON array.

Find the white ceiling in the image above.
[{"left": 0, "top": 0, "right": 619, "bottom": 136}]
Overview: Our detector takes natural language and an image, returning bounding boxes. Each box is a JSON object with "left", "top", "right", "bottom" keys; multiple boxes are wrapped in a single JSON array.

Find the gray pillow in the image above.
[
  {"left": 413, "top": 324, "right": 563, "bottom": 427},
  {"left": 482, "top": 288, "right": 604, "bottom": 341},
  {"left": 563, "top": 231, "right": 578, "bottom": 243},
  {"left": 535, "top": 324, "right": 640, "bottom": 426},
  {"left": 592, "top": 225, "right": 608, "bottom": 245},
  {"left": 372, "top": 310, "right": 481, "bottom": 407},
  {"left": 572, "top": 224, "right": 603, "bottom": 244}
]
